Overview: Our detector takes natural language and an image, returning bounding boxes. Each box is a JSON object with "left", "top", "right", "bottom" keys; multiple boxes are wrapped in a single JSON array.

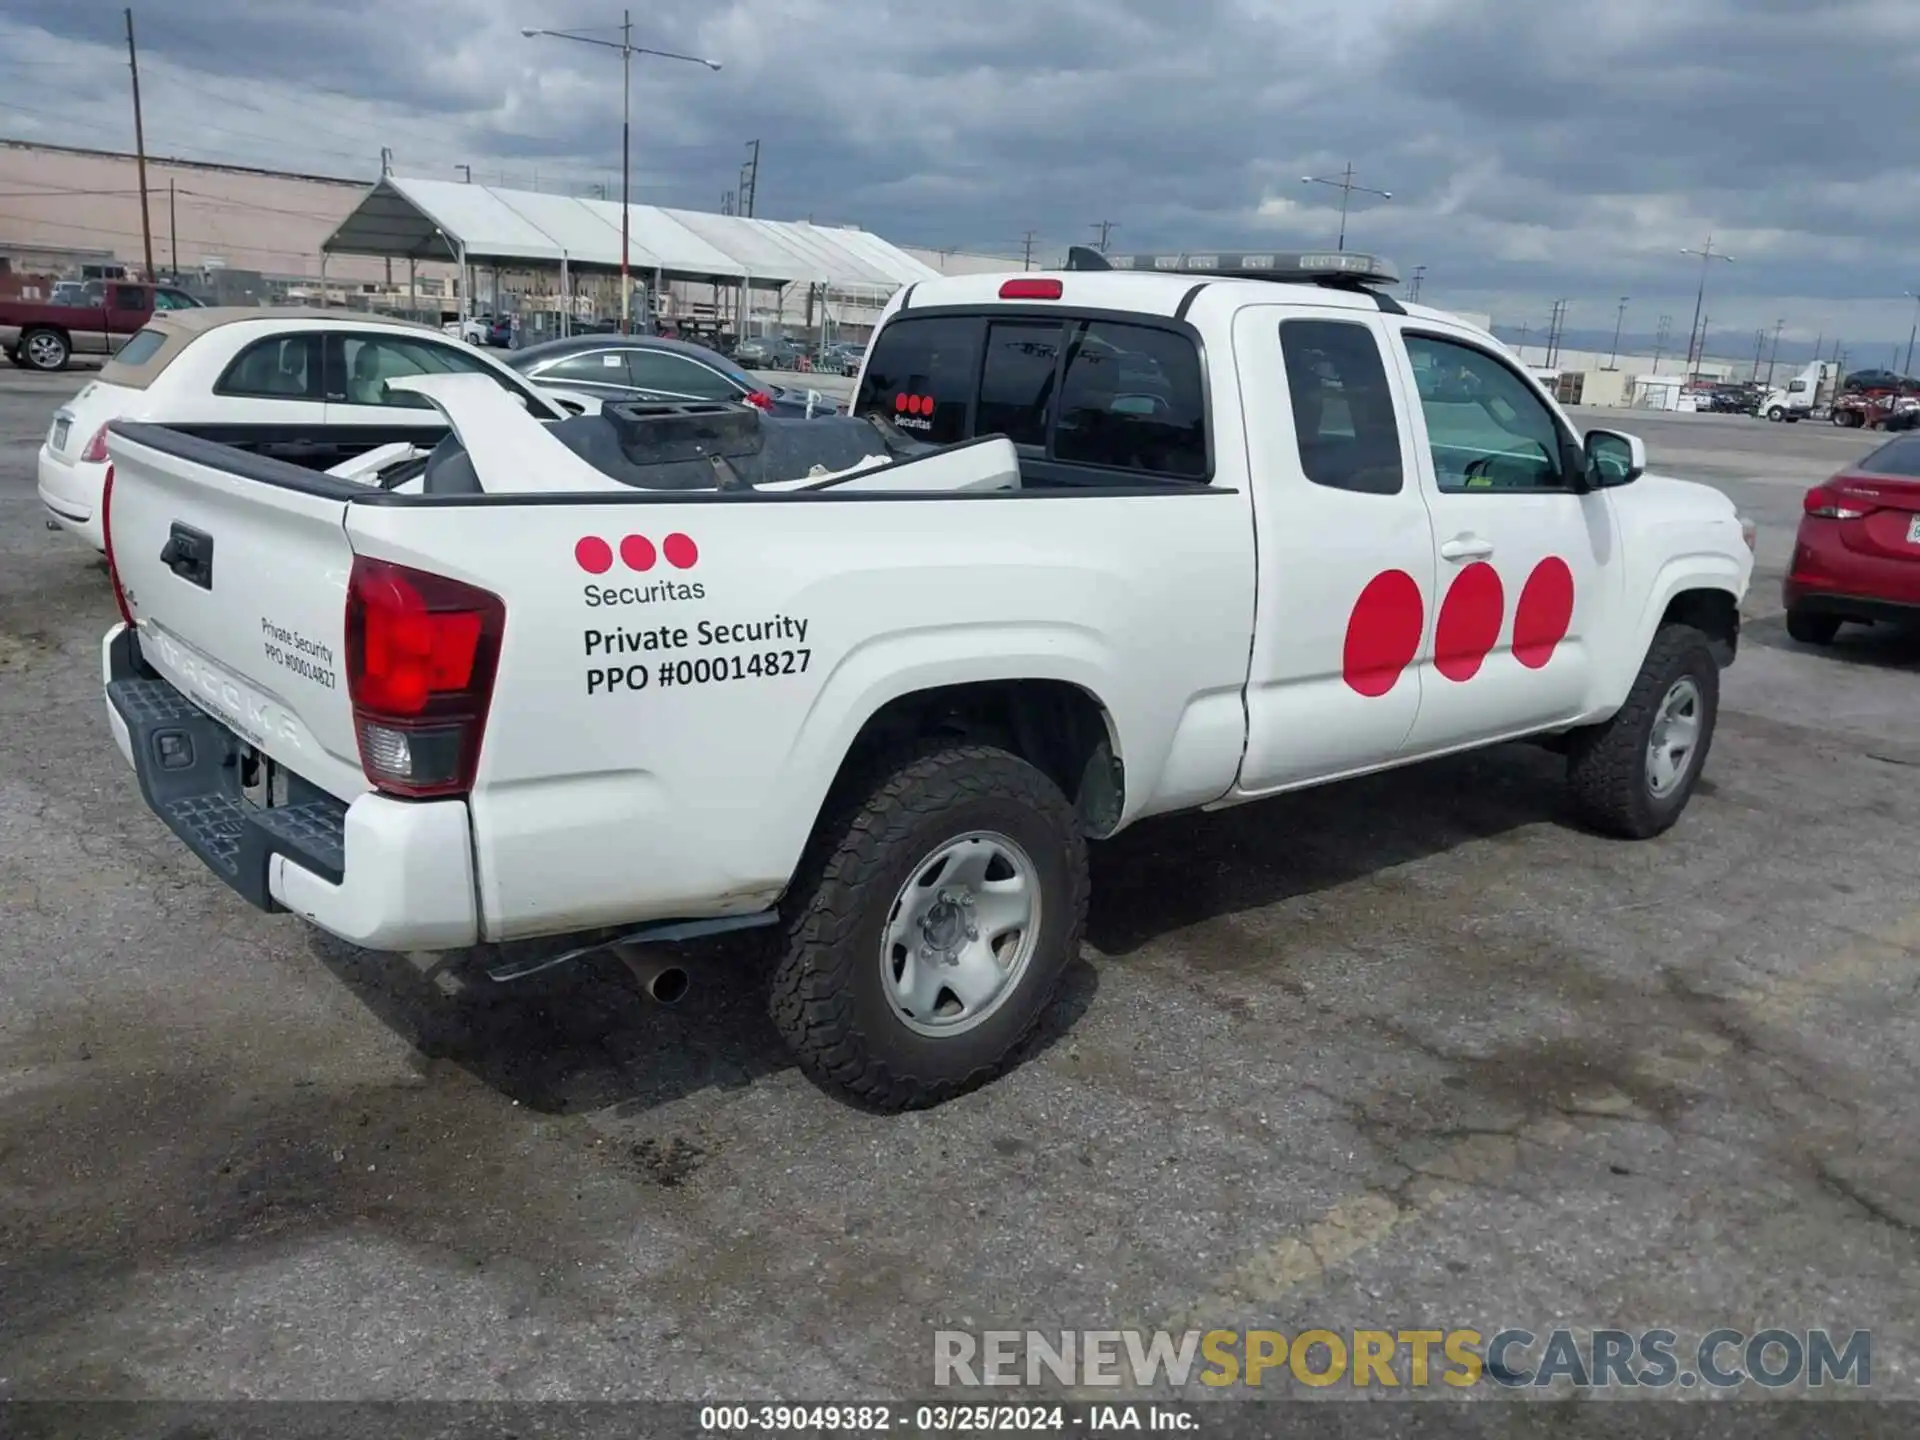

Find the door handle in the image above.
[{"left": 1440, "top": 535, "right": 1495, "bottom": 562}]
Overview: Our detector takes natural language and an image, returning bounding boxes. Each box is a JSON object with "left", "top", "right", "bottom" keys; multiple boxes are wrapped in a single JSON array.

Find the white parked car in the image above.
[
  {"left": 37, "top": 308, "right": 596, "bottom": 552},
  {"left": 96, "top": 251, "right": 1755, "bottom": 1109}
]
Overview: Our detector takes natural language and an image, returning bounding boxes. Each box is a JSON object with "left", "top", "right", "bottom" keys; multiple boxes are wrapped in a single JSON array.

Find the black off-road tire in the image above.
[
  {"left": 770, "top": 743, "right": 1088, "bottom": 1111},
  {"left": 1786, "top": 608, "right": 1841, "bottom": 646},
  {"left": 1566, "top": 623, "right": 1720, "bottom": 840}
]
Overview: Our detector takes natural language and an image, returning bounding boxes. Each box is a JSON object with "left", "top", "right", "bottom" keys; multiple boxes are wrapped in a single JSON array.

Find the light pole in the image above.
[
  {"left": 1607, "top": 296, "right": 1629, "bottom": 370},
  {"left": 523, "top": 15, "right": 721, "bottom": 334},
  {"left": 1902, "top": 292, "right": 1920, "bottom": 379},
  {"left": 1301, "top": 163, "right": 1391, "bottom": 252},
  {"left": 1680, "top": 235, "right": 1734, "bottom": 375}
]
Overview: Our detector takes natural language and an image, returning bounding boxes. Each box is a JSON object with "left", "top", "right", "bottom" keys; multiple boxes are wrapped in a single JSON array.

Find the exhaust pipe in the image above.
[{"left": 613, "top": 943, "right": 690, "bottom": 1005}]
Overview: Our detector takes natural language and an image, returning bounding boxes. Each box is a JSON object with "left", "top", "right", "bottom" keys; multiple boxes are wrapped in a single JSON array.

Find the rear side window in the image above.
[
  {"left": 113, "top": 328, "right": 167, "bottom": 367},
  {"left": 216, "top": 334, "right": 319, "bottom": 399},
  {"left": 1052, "top": 320, "right": 1206, "bottom": 478},
  {"left": 854, "top": 316, "right": 979, "bottom": 443},
  {"left": 1280, "top": 319, "right": 1404, "bottom": 495}
]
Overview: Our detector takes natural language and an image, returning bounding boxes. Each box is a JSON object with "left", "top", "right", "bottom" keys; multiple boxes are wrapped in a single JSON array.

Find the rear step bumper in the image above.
[{"left": 103, "top": 624, "right": 479, "bottom": 951}]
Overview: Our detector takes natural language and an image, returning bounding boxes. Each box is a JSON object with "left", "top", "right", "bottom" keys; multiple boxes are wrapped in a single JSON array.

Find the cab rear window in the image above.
[
  {"left": 855, "top": 312, "right": 1209, "bottom": 481},
  {"left": 855, "top": 315, "right": 978, "bottom": 444}
]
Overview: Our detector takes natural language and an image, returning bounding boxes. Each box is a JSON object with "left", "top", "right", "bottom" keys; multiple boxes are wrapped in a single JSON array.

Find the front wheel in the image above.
[
  {"left": 1767, "top": 407, "right": 1785, "bottom": 422},
  {"left": 1566, "top": 624, "right": 1720, "bottom": 839},
  {"left": 771, "top": 743, "right": 1088, "bottom": 1110}
]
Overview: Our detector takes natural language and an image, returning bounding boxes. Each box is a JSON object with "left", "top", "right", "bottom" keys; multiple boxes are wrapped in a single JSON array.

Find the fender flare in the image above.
[
  {"left": 762, "top": 625, "right": 1138, "bottom": 862},
  {"left": 1620, "top": 553, "right": 1747, "bottom": 674}
]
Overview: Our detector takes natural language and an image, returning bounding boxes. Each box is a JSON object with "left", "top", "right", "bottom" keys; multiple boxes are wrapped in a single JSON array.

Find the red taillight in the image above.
[
  {"left": 1804, "top": 484, "right": 1871, "bottom": 520},
  {"left": 744, "top": 389, "right": 775, "bottom": 411},
  {"left": 345, "top": 556, "right": 504, "bottom": 799},
  {"left": 80, "top": 423, "right": 112, "bottom": 464},
  {"left": 102, "top": 463, "right": 134, "bottom": 626},
  {"left": 999, "top": 277, "right": 1063, "bottom": 300}
]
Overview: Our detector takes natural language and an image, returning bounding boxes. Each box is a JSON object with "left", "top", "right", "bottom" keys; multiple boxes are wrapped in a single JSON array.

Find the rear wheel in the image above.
[
  {"left": 1786, "top": 608, "right": 1841, "bottom": 646},
  {"left": 20, "top": 327, "right": 69, "bottom": 371},
  {"left": 771, "top": 743, "right": 1087, "bottom": 1110},
  {"left": 1566, "top": 624, "right": 1720, "bottom": 839}
]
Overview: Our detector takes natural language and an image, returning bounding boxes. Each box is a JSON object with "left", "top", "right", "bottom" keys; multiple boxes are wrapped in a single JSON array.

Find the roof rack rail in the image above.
[{"left": 1064, "top": 244, "right": 1401, "bottom": 290}]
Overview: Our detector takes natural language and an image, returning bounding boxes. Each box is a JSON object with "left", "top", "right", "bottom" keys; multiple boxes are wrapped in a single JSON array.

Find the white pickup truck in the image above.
[{"left": 98, "top": 249, "right": 1755, "bottom": 1109}]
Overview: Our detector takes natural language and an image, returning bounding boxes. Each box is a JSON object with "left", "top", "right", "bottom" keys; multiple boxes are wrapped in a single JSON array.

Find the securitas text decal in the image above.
[{"left": 576, "top": 531, "right": 705, "bottom": 607}]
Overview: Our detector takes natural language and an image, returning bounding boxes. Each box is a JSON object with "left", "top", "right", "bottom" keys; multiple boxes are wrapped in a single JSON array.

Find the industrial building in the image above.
[{"left": 0, "top": 139, "right": 1000, "bottom": 341}]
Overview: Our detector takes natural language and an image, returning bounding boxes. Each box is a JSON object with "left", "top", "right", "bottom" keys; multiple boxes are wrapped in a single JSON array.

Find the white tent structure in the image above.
[{"left": 321, "top": 174, "right": 939, "bottom": 338}]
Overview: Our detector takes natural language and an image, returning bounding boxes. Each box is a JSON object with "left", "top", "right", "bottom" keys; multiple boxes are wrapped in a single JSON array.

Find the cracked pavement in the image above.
[{"left": 1, "top": 374, "right": 1916, "bottom": 1403}]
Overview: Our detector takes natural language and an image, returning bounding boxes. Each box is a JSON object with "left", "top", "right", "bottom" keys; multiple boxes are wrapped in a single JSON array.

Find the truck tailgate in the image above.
[{"left": 106, "top": 424, "right": 368, "bottom": 801}]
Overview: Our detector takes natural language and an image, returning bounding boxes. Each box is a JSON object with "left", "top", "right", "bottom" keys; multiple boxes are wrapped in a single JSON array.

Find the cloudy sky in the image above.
[{"left": 2, "top": 0, "right": 1916, "bottom": 361}]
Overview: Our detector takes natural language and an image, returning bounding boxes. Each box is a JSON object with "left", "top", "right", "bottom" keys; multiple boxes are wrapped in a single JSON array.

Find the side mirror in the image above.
[{"left": 1584, "top": 428, "right": 1646, "bottom": 487}]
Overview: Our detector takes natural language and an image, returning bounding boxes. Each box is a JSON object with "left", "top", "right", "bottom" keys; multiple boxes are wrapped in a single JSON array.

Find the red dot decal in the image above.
[
  {"left": 1433, "top": 562, "right": 1506, "bottom": 683},
  {"left": 1343, "top": 569, "right": 1424, "bottom": 698},
  {"left": 575, "top": 536, "right": 613, "bottom": 574},
  {"left": 917, "top": 395, "right": 934, "bottom": 415},
  {"left": 894, "top": 393, "right": 908, "bottom": 412},
  {"left": 620, "top": 534, "right": 657, "bottom": 572},
  {"left": 1513, "top": 557, "right": 1575, "bottom": 669},
  {"left": 662, "top": 532, "right": 699, "bottom": 570}
]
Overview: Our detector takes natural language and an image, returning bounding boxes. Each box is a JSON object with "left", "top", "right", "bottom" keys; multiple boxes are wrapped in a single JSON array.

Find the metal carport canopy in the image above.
[{"left": 323, "top": 175, "right": 941, "bottom": 290}]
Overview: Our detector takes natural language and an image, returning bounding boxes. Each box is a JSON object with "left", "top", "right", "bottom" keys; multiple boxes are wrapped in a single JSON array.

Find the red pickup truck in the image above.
[{"left": 1, "top": 280, "right": 201, "bottom": 371}]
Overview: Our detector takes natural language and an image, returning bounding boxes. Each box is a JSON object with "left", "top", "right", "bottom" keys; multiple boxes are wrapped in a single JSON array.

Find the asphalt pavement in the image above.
[{"left": 1, "top": 371, "right": 1916, "bottom": 1406}]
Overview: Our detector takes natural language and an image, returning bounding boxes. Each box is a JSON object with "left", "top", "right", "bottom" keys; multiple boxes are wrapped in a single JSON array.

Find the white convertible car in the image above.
[{"left": 37, "top": 308, "right": 599, "bottom": 552}]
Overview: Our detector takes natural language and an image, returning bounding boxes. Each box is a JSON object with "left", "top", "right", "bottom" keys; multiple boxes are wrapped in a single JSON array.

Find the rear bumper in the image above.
[
  {"left": 1784, "top": 522, "right": 1920, "bottom": 618},
  {"left": 38, "top": 443, "right": 106, "bottom": 552},
  {"left": 103, "top": 624, "right": 479, "bottom": 951},
  {"left": 1781, "top": 588, "right": 1920, "bottom": 627}
]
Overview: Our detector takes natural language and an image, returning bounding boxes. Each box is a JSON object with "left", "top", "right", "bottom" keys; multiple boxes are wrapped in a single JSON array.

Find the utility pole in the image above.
[
  {"left": 1750, "top": 327, "right": 1767, "bottom": 381},
  {"left": 1090, "top": 219, "right": 1115, "bottom": 253},
  {"left": 124, "top": 7, "right": 155, "bottom": 283},
  {"left": 1407, "top": 264, "right": 1426, "bottom": 302},
  {"left": 740, "top": 139, "right": 760, "bottom": 218},
  {"left": 168, "top": 177, "right": 176, "bottom": 274},
  {"left": 1301, "top": 162, "right": 1391, "bottom": 252},
  {"left": 1680, "top": 234, "right": 1734, "bottom": 372},
  {"left": 380, "top": 146, "right": 393, "bottom": 176},
  {"left": 1765, "top": 318, "right": 1784, "bottom": 387},
  {"left": 455, "top": 163, "right": 472, "bottom": 183},
  {"left": 1021, "top": 230, "right": 1037, "bottom": 271},
  {"left": 1544, "top": 299, "right": 1569, "bottom": 369},
  {"left": 521, "top": 16, "right": 721, "bottom": 335},
  {"left": 1516, "top": 323, "right": 1530, "bottom": 361},
  {"left": 721, "top": 190, "right": 734, "bottom": 216},
  {"left": 1902, "top": 292, "right": 1919, "bottom": 378},
  {"left": 1607, "top": 296, "right": 1629, "bottom": 370},
  {"left": 1697, "top": 316, "right": 1711, "bottom": 378},
  {"left": 1651, "top": 314, "right": 1672, "bottom": 374}
]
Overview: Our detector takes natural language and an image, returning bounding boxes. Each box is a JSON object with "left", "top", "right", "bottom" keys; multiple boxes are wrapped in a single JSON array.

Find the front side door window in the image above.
[{"left": 1396, "top": 329, "right": 1605, "bottom": 749}]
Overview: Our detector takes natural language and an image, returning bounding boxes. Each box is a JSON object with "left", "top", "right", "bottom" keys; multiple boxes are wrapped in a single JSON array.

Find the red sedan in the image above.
[{"left": 1784, "top": 434, "right": 1920, "bottom": 643}]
